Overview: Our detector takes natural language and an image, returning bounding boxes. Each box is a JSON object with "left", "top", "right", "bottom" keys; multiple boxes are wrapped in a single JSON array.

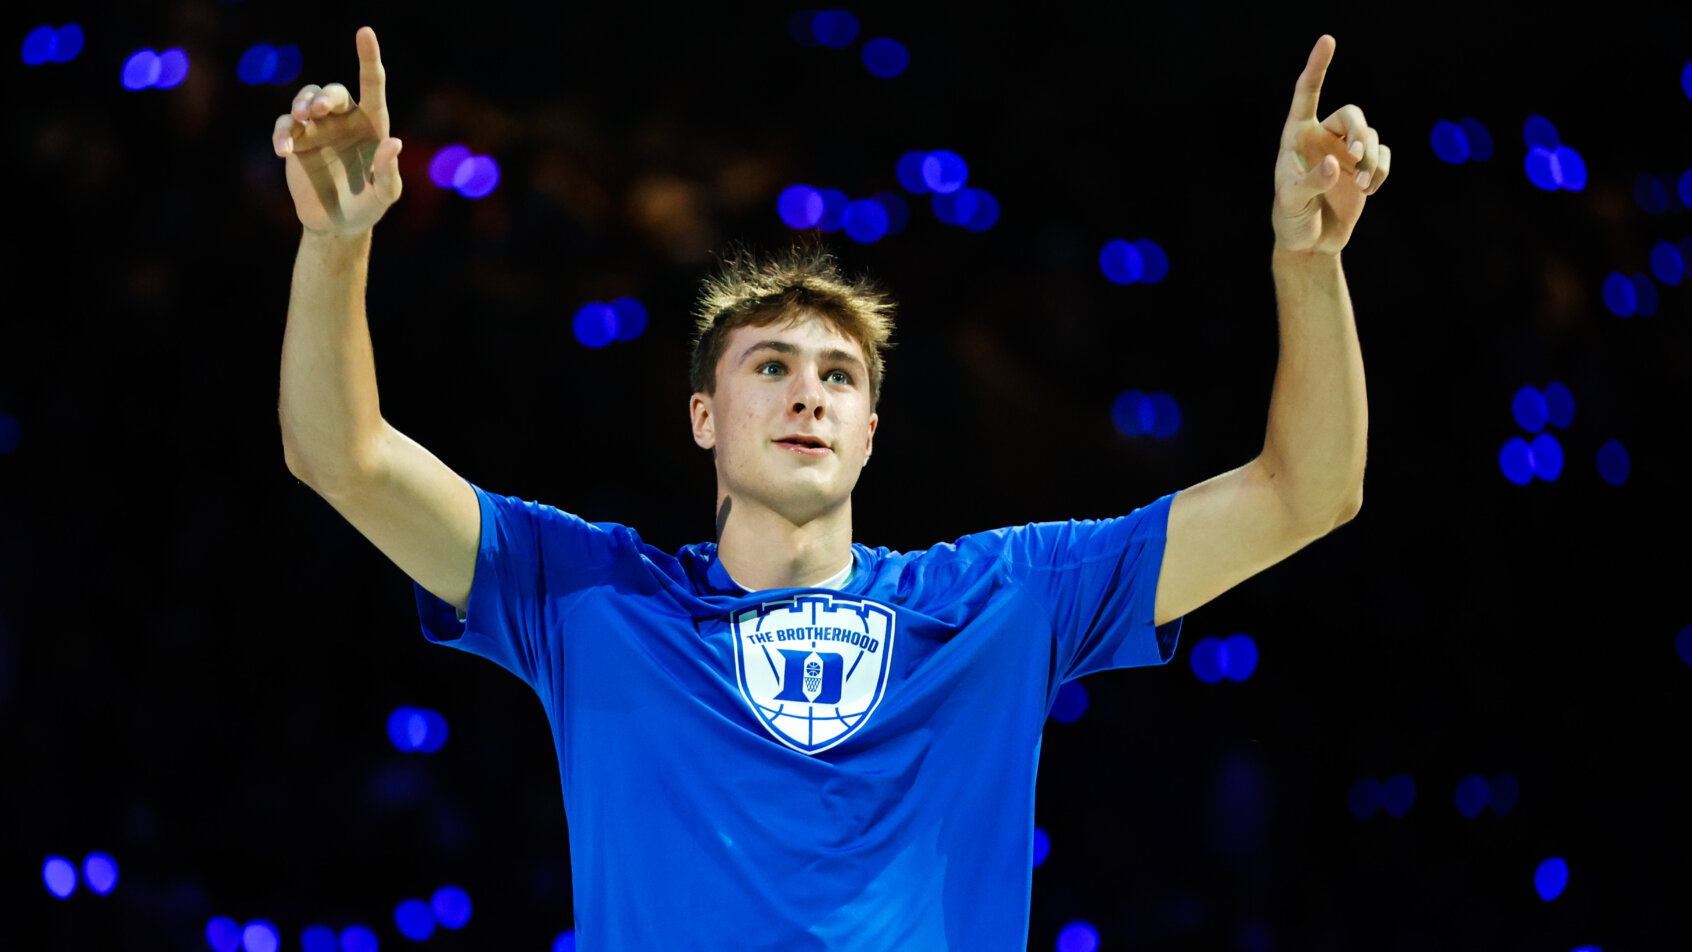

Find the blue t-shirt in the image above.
[{"left": 413, "top": 481, "right": 1183, "bottom": 951}]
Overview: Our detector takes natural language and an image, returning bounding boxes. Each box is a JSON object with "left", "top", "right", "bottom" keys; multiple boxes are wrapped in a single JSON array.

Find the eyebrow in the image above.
[{"left": 739, "top": 339, "right": 867, "bottom": 375}]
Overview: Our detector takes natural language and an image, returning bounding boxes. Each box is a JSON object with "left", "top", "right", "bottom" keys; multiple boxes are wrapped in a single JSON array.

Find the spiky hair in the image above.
[{"left": 690, "top": 245, "right": 896, "bottom": 407}]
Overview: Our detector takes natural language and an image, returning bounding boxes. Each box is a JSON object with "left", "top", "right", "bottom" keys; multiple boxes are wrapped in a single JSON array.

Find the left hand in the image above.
[{"left": 1272, "top": 35, "right": 1391, "bottom": 255}]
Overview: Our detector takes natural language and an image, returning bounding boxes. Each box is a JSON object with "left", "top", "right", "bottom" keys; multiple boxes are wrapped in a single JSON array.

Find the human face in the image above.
[{"left": 690, "top": 314, "right": 878, "bottom": 524}]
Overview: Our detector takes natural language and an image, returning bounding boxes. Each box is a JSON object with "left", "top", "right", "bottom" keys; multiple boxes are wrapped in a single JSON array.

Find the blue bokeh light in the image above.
[
  {"left": 1522, "top": 114, "right": 1559, "bottom": 149},
  {"left": 1543, "top": 381, "right": 1575, "bottom": 429},
  {"left": 960, "top": 189, "right": 1000, "bottom": 232},
  {"left": 930, "top": 190, "right": 971, "bottom": 226},
  {"left": 1190, "top": 637, "right": 1225, "bottom": 684},
  {"left": 1032, "top": 827, "right": 1050, "bottom": 868},
  {"left": 1499, "top": 437, "right": 1533, "bottom": 486},
  {"left": 1635, "top": 173, "right": 1668, "bottom": 214},
  {"left": 1222, "top": 633, "right": 1258, "bottom": 681},
  {"left": 816, "top": 188, "right": 848, "bottom": 232},
  {"left": 396, "top": 899, "right": 435, "bottom": 941},
  {"left": 1489, "top": 772, "right": 1519, "bottom": 814},
  {"left": 1459, "top": 117, "right": 1493, "bottom": 160},
  {"left": 778, "top": 184, "right": 825, "bottom": 229},
  {"left": 787, "top": 10, "right": 822, "bottom": 48},
  {"left": 1380, "top": 773, "right": 1416, "bottom": 817},
  {"left": 207, "top": 917, "right": 242, "bottom": 952},
  {"left": 1454, "top": 774, "right": 1489, "bottom": 818},
  {"left": 122, "top": 50, "right": 162, "bottom": 90},
  {"left": 23, "top": 25, "right": 57, "bottom": 65},
  {"left": 1629, "top": 273, "right": 1658, "bottom": 317},
  {"left": 269, "top": 44, "right": 302, "bottom": 85},
  {"left": 1680, "top": 170, "right": 1692, "bottom": 209},
  {"left": 432, "top": 885, "right": 473, "bottom": 929},
  {"left": 1512, "top": 385, "right": 1547, "bottom": 432},
  {"left": 1601, "top": 272, "right": 1636, "bottom": 317},
  {"left": 0, "top": 414, "right": 19, "bottom": 454},
  {"left": 1100, "top": 239, "right": 1145, "bottom": 285},
  {"left": 844, "top": 198, "right": 890, "bottom": 243},
  {"left": 453, "top": 155, "right": 500, "bottom": 199},
  {"left": 1051, "top": 681, "right": 1088, "bottom": 723},
  {"left": 340, "top": 925, "right": 378, "bottom": 952},
  {"left": 811, "top": 9, "right": 860, "bottom": 49},
  {"left": 896, "top": 151, "right": 930, "bottom": 194},
  {"left": 1650, "top": 240, "right": 1685, "bottom": 286},
  {"left": 429, "top": 145, "right": 472, "bottom": 189},
  {"left": 1109, "top": 390, "right": 1178, "bottom": 439},
  {"left": 1596, "top": 440, "right": 1630, "bottom": 486},
  {"left": 242, "top": 920, "right": 279, "bottom": 952},
  {"left": 300, "top": 926, "right": 337, "bottom": 952},
  {"left": 1524, "top": 146, "right": 1560, "bottom": 191},
  {"left": 1111, "top": 389, "right": 1153, "bottom": 437},
  {"left": 1684, "top": 61, "right": 1692, "bottom": 99},
  {"left": 1134, "top": 240, "right": 1169, "bottom": 284},
  {"left": 1530, "top": 433, "right": 1563, "bottom": 481},
  {"left": 1553, "top": 147, "right": 1585, "bottom": 190},
  {"left": 417, "top": 708, "right": 448, "bottom": 753},
  {"left": 1430, "top": 121, "right": 1469, "bottom": 164},
  {"left": 237, "top": 44, "right": 278, "bottom": 85},
  {"left": 388, "top": 705, "right": 420, "bottom": 751},
  {"left": 611, "top": 297, "right": 647, "bottom": 342},
  {"left": 862, "top": 38, "right": 909, "bottom": 78},
  {"left": 1535, "top": 856, "right": 1569, "bottom": 901},
  {"left": 1149, "top": 393, "right": 1181, "bottom": 437},
  {"left": 920, "top": 151, "right": 968, "bottom": 194},
  {"left": 574, "top": 303, "right": 618, "bottom": 349},
  {"left": 156, "top": 48, "right": 190, "bottom": 89},
  {"left": 43, "top": 855, "right": 76, "bottom": 898},
  {"left": 1675, "top": 624, "right": 1692, "bottom": 667},
  {"left": 553, "top": 931, "right": 578, "bottom": 952},
  {"left": 870, "top": 192, "right": 909, "bottom": 234},
  {"left": 53, "top": 24, "right": 85, "bottom": 62},
  {"left": 84, "top": 852, "right": 118, "bottom": 894},
  {"left": 1056, "top": 921, "right": 1100, "bottom": 952},
  {"left": 1348, "top": 777, "right": 1380, "bottom": 819}
]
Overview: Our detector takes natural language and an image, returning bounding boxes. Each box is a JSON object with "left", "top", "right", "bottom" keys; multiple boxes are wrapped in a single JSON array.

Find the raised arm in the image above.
[
  {"left": 1152, "top": 35, "right": 1388, "bottom": 628},
  {"left": 276, "top": 27, "right": 479, "bottom": 614}
]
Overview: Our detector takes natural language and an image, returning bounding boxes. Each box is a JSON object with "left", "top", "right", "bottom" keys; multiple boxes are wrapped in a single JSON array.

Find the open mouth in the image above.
[{"left": 775, "top": 436, "right": 830, "bottom": 454}]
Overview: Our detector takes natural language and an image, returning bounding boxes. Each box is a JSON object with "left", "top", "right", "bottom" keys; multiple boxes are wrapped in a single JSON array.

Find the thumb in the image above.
[
  {"left": 374, "top": 137, "right": 404, "bottom": 205},
  {"left": 1280, "top": 154, "right": 1337, "bottom": 211}
]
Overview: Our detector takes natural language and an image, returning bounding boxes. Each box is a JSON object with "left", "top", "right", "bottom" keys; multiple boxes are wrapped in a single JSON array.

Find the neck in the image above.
[{"left": 714, "top": 492, "right": 854, "bottom": 591}]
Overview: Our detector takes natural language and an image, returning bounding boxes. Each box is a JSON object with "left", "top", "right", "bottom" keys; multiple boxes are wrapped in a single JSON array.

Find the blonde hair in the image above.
[{"left": 690, "top": 245, "right": 896, "bottom": 407}]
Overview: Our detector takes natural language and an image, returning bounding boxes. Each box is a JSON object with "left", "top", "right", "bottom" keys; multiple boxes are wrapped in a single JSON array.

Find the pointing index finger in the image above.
[
  {"left": 356, "top": 26, "right": 386, "bottom": 113},
  {"left": 1287, "top": 34, "right": 1335, "bottom": 124}
]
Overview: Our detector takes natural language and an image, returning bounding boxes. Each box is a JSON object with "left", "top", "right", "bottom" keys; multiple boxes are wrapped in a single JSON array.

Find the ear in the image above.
[
  {"left": 864, "top": 411, "right": 878, "bottom": 461},
  {"left": 690, "top": 392, "right": 716, "bottom": 450}
]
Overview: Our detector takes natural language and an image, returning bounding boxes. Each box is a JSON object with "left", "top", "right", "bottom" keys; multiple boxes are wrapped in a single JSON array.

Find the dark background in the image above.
[{"left": 6, "top": 0, "right": 1690, "bottom": 949}]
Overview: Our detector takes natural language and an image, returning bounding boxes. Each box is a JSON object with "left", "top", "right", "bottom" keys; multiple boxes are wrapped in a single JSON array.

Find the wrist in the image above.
[
  {"left": 1272, "top": 243, "right": 1342, "bottom": 278},
  {"left": 298, "top": 228, "right": 372, "bottom": 272}
]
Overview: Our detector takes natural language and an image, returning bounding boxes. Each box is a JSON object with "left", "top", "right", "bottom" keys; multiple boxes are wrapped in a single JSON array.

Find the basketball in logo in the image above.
[{"left": 731, "top": 594, "right": 897, "bottom": 754}]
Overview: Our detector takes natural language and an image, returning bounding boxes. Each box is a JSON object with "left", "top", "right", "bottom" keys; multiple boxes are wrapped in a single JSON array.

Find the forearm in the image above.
[
  {"left": 279, "top": 229, "right": 386, "bottom": 491},
  {"left": 1259, "top": 246, "right": 1367, "bottom": 525}
]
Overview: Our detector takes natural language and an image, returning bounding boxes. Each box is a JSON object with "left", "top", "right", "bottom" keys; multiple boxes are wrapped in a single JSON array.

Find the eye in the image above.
[
  {"left": 757, "top": 361, "right": 786, "bottom": 376},
  {"left": 825, "top": 369, "right": 853, "bottom": 386}
]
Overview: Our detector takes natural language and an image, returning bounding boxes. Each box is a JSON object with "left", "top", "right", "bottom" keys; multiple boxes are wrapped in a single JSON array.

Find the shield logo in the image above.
[{"left": 731, "top": 594, "right": 897, "bottom": 755}]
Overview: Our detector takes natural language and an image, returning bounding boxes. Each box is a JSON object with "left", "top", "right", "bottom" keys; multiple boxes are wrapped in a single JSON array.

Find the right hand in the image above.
[{"left": 273, "top": 26, "right": 402, "bottom": 236}]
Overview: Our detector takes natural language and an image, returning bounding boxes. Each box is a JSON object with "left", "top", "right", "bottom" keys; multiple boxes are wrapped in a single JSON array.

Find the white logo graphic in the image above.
[{"left": 731, "top": 594, "right": 897, "bottom": 755}]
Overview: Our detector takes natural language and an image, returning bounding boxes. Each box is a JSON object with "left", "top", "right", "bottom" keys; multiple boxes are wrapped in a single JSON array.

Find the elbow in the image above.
[{"left": 1331, "top": 484, "right": 1363, "bottom": 529}]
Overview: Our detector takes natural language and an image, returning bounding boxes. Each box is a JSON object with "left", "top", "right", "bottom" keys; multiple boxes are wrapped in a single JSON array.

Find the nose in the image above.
[{"left": 788, "top": 373, "right": 826, "bottom": 420}]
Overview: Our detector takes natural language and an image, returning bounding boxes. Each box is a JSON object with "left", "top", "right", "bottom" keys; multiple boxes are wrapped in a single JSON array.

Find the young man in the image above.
[{"left": 276, "top": 27, "right": 1387, "bottom": 951}]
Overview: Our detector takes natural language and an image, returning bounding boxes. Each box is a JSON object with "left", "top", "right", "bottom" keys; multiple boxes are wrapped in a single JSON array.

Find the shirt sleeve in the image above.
[
  {"left": 412, "top": 480, "right": 627, "bottom": 694},
  {"left": 999, "top": 492, "right": 1184, "bottom": 683}
]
